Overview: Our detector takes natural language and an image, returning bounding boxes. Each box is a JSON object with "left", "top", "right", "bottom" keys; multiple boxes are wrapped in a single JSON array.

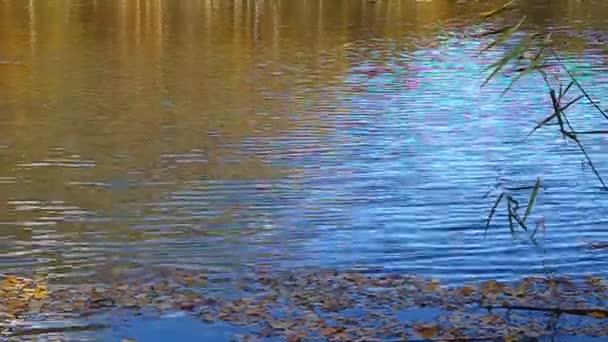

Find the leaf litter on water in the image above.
[{"left": 1, "top": 270, "right": 607, "bottom": 340}]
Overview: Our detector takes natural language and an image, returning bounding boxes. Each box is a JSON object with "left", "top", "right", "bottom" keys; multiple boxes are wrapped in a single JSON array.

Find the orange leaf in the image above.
[
  {"left": 588, "top": 311, "right": 607, "bottom": 318},
  {"left": 426, "top": 278, "right": 441, "bottom": 292},
  {"left": 458, "top": 285, "right": 475, "bottom": 296},
  {"left": 414, "top": 323, "right": 438, "bottom": 339},
  {"left": 480, "top": 280, "right": 504, "bottom": 296}
]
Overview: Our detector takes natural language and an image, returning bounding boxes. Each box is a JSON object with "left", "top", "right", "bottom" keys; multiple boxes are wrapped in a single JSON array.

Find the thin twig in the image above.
[
  {"left": 561, "top": 112, "right": 608, "bottom": 190},
  {"left": 550, "top": 90, "right": 565, "bottom": 138},
  {"left": 570, "top": 130, "right": 608, "bottom": 135},
  {"left": 485, "top": 305, "right": 608, "bottom": 317},
  {"left": 560, "top": 94, "right": 584, "bottom": 112},
  {"left": 485, "top": 193, "right": 505, "bottom": 237},
  {"left": 10, "top": 324, "right": 110, "bottom": 337},
  {"left": 552, "top": 50, "right": 608, "bottom": 121}
]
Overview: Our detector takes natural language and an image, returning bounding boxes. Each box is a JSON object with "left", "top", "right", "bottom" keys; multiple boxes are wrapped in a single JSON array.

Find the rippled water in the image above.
[{"left": 1, "top": 0, "right": 608, "bottom": 287}]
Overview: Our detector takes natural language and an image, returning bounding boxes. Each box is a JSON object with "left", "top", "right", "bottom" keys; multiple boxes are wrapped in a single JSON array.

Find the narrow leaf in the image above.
[
  {"left": 504, "top": 185, "right": 536, "bottom": 191},
  {"left": 480, "top": 0, "right": 517, "bottom": 19},
  {"left": 501, "top": 46, "right": 545, "bottom": 96},
  {"left": 522, "top": 177, "right": 541, "bottom": 223},
  {"left": 527, "top": 113, "right": 557, "bottom": 136},
  {"left": 482, "top": 35, "right": 533, "bottom": 86},
  {"left": 481, "top": 16, "right": 526, "bottom": 53}
]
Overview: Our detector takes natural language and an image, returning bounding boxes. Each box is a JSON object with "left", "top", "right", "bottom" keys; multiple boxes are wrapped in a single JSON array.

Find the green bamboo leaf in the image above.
[
  {"left": 482, "top": 34, "right": 533, "bottom": 86},
  {"left": 501, "top": 46, "right": 545, "bottom": 96},
  {"left": 522, "top": 177, "right": 541, "bottom": 223},
  {"left": 481, "top": 16, "right": 526, "bottom": 53},
  {"left": 480, "top": 0, "right": 517, "bottom": 19}
]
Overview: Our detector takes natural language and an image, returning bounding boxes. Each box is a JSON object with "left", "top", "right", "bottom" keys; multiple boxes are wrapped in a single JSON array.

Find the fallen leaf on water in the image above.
[
  {"left": 510, "top": 279, "right": 531, "bottom": 297},
  {"left": 588, "top": 311, "right": 607, "bottom": 318},
  {"left": 585, "top": 275, "right": 603, "bottom": 287},
  {"left": 458, "top": 284, "right": 475, "bottom": 296},
  {"left": 28, "top": 297, "right": 44, "bottom": 312},
  {"left": 2, "top": 275, "right": 20, "bottom": 287},
  {"left": 33, "top": 284, "right": 48, "bottom": 300},
  {"left": 414, "top": 323, "right": 438, "bottom": 339},
  {"left": 121, "top": 339, "right": 136, "bottom": 342},
  {"left": 20, "top": 287, "right": 35, "bottom": 301},
  {"left": 321, "top": 326, "right": 345, "bottom": 337},
  {"left": 480, "top": 280, "right": 504, "bottom": 296},
  {"left": 322, "top": 298, "right": 343, "bottom": 311},
  {"left": 343, "top": 273, "right": 365, "bottom": 282},
  {"left": 245, "top": 305, "right": 267, "bottom": 316},
  {"left": 268, "top": 319, "right": 295, "bottom": 330},
  {"left": 285, "top": 330, "right": 307, "bottom": 342},
  {"left": 426, "top": 278, "right": 441, "bottom": 292},
  {"left": 481, "top": 313, "right": 504, "bottom": 325}
]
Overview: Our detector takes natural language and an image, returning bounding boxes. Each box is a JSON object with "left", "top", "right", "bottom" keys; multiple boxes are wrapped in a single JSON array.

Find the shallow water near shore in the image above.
[{"left": 1, "top": 0, "right": 608, "bottom": 339}]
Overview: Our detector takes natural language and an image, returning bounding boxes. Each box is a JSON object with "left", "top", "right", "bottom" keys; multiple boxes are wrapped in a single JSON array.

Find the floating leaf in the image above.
[
  {"left": 508, "top": 279, "right": 531, "bottom": 297},
  {"left": 458, "top": 285, "right": 476, "bottom": 297},
  {"left": 426, "top": 278, "right": 441, "bottom": 292},
  {"left": 2, "top": 275, "right": 19, "bottom": 286},
  {"left": 286, "top": 330, "right": 307, "bottom": 342},
  {"left": 588, "top": 311, "right": 607, "bottom": 318},
  {"left": 480, "top": 280, "right": 505, "bottom": 296},
  {"left": 245, "top": 305, "right": 267, "bottom": 316},
  {"left": 414, "top": 323, "right": 438, "bottom": 339},
  {"left": 481, "top": 313, "right": 504, "bottom": 325},
  {"left": 585, "top": 275, "right": 603, "bottom": 287},
  {"left": 268, "top": 320, "right": 295, "bottom": 331},
  {"left": 321, "top": 326, "right": 345, "bottom": 337},
  {"left": 33, "top": 284, "right": 48, "bottom": 300}
]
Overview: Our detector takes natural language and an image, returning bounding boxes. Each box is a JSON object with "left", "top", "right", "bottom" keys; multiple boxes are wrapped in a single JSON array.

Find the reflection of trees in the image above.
[{"left": 0, "top": 0, "right": 605, "bottom": 202}]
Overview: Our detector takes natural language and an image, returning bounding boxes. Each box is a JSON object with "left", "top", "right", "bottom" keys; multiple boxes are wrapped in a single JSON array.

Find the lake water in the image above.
[{"left": 1, "top": 0, "right": 608, "bottom": 292}]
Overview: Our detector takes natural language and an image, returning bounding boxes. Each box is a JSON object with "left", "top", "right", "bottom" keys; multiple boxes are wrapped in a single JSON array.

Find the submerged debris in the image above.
[{"left": 1, "top": 270, "right": 607, "bottom": 340}]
